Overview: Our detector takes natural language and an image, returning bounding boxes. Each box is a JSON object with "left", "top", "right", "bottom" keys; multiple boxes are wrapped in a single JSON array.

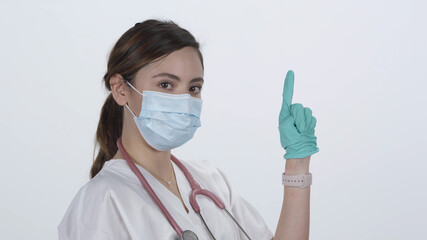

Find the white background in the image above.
[{"left": 1, "top": 0, "right": 426, "bottom": 239}]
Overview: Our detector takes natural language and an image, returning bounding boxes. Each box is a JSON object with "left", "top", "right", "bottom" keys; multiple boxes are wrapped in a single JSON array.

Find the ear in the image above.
[{"left": 109, "top": 74, "right": 128, "bottom": 106}]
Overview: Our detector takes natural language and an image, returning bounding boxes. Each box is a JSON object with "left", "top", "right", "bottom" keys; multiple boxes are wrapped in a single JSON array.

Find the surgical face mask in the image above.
[{"left": 124, "top": 81, "right": 202, "bottom": 151}]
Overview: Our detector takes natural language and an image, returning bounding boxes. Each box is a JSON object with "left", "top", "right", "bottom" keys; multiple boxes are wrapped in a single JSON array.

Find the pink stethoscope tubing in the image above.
[{"left": 116, "top": 137, "right": 251, "bottom": 240}]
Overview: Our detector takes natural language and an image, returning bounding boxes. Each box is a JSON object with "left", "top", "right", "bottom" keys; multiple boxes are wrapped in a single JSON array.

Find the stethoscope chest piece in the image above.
[{"left": 181, "top": 230, "right": 198, "bottom": 240}]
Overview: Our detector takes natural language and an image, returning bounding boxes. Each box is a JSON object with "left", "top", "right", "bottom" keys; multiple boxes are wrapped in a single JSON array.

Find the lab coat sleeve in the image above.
[
  {"left": 57, "top": 180, "right": 132, "bottom": 240},
  {"left": 215, "top": 166, "right": 274, "bottom": 240}
]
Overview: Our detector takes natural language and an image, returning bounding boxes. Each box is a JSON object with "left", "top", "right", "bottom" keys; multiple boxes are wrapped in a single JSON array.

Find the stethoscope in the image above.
[{"left": 117, "top": 137, "right": 251, "bottom": 240}]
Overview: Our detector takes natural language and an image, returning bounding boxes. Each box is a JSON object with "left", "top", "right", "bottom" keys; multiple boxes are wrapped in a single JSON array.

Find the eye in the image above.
[
  {"left": 190, "top": 85, "right": 203, "bottom": 94},
  {"left": 159, "top": 81, "right": 172, "bottom": 90}
]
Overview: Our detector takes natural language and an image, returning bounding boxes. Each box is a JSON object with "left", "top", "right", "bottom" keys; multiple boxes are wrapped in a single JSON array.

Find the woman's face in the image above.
[{"left": 126, "top": 46, "right": 204, "bottom": 115}]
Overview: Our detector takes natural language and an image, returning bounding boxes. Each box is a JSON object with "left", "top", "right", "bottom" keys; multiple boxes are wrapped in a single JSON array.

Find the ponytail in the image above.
[{"left": 90, "top": 93, "right": 123, "bottom": 179}]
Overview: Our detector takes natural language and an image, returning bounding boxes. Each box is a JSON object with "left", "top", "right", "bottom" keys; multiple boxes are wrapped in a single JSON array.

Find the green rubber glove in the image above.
[{"left": 278, "top": 70, "right": 319, "bottom": 159}]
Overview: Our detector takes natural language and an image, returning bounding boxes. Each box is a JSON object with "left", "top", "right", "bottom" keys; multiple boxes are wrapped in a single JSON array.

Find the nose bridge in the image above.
[{"left": 175, "top": 83, "right": 190, "bottom": 95}]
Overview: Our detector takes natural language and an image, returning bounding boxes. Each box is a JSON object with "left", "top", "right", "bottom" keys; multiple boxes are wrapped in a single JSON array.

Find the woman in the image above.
[{"left": 57, "top": 19, "right": 319, "bottom": 240}]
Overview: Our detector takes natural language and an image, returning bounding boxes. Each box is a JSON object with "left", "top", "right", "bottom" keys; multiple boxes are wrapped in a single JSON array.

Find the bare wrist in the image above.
[{"left": 285, "top": 156, "right": 310, "bottom": 174}]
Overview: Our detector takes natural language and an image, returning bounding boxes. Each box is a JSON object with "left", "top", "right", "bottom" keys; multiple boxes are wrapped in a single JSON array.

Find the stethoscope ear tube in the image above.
[{"left": 223, "top": 209, "right": 252, "bottom": 239}]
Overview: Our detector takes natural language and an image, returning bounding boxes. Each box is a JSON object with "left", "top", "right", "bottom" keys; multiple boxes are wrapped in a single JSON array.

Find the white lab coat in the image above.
[{"left": 57, "top": 157, "right": 273, "bottom": 240}]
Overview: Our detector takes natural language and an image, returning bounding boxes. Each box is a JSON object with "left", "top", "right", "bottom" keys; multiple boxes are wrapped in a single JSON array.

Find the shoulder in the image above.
[
  {"left": 73, "top": 161, "right": 131, "bottom": 201},
  {"left": 57, "top": 164, "right": 133, "bottom": 239},
  {"left": 58, "top": 160, "right": 137, "bottom": 225}
]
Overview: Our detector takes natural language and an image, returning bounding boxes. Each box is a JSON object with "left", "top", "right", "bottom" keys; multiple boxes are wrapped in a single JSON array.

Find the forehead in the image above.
[{"left": 136, "top": 47, "right": 203, "bottom": 80}]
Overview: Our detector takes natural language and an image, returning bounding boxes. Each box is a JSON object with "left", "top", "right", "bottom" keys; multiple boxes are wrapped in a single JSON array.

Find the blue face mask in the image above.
[{"left": 124, "top": 81, "right": 202, "bottom": 151}]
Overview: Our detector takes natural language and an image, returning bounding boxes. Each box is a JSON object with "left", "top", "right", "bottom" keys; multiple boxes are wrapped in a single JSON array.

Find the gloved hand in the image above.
[{"left": 279, "top": 70, "right": 319, "bottom": 159}]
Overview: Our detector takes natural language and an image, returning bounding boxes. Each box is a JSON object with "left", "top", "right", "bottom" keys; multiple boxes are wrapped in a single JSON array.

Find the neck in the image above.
[{"left": 116, "top": 114, "right": 173, "bottom": 183}]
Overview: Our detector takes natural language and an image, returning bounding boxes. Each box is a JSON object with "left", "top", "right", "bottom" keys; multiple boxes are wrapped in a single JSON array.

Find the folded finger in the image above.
[
  {"left": 307, "top": 116, "right": 317, "bottom": 135},
  {"left": 304, "top": 107, "right": 313, "bottom": 131},
  {"left": 291, "top": 103, "right": 305, "bottom": 133}
]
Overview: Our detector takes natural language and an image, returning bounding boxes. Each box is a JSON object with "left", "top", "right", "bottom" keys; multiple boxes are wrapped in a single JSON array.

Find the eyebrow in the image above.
[{"left": 152, "top": 72, "right": 204, "bottom": 83}]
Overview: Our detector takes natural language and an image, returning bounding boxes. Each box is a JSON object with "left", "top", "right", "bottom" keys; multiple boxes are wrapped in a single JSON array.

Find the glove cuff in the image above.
[{"left": 284, "top": 147, "right": 319, "bottom": 159}]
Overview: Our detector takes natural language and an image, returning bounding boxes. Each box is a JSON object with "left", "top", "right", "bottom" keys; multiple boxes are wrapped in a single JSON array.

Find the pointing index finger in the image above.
[{"left": 281, "top": 70, "right": 295, "bottom": 113}]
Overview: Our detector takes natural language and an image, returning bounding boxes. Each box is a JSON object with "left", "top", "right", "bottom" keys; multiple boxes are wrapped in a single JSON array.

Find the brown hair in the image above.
[{"left": 90, "top": 19, "right": 204, "bottom": 179}]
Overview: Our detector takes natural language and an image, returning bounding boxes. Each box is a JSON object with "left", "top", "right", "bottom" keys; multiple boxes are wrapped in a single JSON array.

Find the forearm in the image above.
[{"left": 273, "top": 156, "right": 311, "bottom": 240}]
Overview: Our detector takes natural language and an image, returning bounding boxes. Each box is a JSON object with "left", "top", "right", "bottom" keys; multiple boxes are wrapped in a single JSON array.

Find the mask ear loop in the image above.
[
  {"left": 125, "top": 80, "right": 144, "bottom": 96},
  {"left": 125, "top": 103, "right": 137, "bottom": 118},
  {"left": 124, "top": 80, "right": 142, "bottom": 118}
]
